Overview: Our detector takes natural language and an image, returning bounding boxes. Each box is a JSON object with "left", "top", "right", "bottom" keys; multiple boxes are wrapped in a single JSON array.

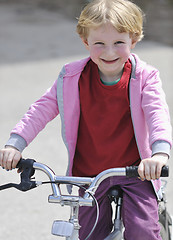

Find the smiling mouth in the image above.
[{"left": 101, "top": 58, "right": 119, "bottom": 64}]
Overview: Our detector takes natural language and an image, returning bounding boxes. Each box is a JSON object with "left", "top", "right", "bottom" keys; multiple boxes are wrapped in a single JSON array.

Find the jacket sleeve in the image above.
[
  {"left": 6, "top": 79, "right": 59, "bottom": 151},
  {"left": 141, "top": 68, "right": 172, "bottom": 151}
]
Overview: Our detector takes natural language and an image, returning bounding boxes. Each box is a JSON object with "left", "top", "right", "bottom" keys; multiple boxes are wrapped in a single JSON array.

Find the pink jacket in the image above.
[{"left": 9, "top": 54, "right": 172, "bottom": 199}]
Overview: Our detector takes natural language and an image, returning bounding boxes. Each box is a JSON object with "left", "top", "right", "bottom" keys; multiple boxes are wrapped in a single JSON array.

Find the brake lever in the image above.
[
  {"left": 0, "top": 158, "right": 37, "bottom": 192},
  {"left": 0, "top": 182, "right": 37, "bottom": 191},
  {"left": 0, "top": 183, "right": 20, "bottom": 191}
]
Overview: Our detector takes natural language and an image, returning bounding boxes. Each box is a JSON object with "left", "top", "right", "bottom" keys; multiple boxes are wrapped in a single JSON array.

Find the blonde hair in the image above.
[{"left": 77, "top": 0, "right": 144, "bottom": 42}]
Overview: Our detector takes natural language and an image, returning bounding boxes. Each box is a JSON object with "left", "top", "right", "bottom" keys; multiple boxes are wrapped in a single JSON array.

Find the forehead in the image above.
[{"left": 87, "top": 23, "right": 130, "bottom": 40}]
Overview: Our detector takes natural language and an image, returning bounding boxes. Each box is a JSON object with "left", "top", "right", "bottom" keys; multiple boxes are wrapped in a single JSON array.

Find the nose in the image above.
[{"left": 105, "top": 45, "right": 116, "bottom": 59}]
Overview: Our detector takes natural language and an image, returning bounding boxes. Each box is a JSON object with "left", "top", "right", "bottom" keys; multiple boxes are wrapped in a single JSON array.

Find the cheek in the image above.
[
  {"left": 90, "top": 46, "right": 103, "bottom": 59},
  {"left": 117, "top": 46, "right": 131, "bottom": 58}
]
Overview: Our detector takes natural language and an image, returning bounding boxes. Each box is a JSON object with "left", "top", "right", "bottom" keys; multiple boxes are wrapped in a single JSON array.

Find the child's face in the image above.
[{"left": 82, "top": 22, "right": 136, "bottom": 80}]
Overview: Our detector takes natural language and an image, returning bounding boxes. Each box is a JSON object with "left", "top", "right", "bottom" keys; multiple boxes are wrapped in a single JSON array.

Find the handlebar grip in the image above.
[{"left": 126, "top": 165, "right": 169, "bottom": 178}]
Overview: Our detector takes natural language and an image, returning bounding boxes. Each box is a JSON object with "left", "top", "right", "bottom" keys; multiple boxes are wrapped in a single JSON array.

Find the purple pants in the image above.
[{"left": 79, "top": 176, "right": 161, "bottom": 240}]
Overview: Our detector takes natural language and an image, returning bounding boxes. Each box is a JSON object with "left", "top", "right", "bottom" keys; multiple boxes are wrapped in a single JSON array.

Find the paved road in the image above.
[{"left": 0, "top": 4, "right": 172, "bottom": 240}]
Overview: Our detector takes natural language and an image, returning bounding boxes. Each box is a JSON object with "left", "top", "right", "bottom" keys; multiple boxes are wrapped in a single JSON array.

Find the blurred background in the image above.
[
  {"left": 0, "top": 0, "right": 173, "bottom": 65},
  {"left": 0, "top": 0, "right": 173, "bottom": 46},
  {"left": 0, "top": 0, "right": 173, "bottom": 239}
]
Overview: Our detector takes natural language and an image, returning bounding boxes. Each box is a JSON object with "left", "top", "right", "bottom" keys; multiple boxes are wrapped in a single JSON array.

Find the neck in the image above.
[{"left": 99, "top": 70, "right": 123, "bottom": 83}]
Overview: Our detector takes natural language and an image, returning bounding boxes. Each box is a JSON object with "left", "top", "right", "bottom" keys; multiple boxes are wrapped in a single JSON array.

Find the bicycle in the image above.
[{"left": 0, "top": 158, "right": 172, "bottom": 240}]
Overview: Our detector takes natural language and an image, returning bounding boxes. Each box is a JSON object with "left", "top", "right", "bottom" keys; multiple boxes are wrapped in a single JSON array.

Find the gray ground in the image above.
[{"left": 0, "top": 4, "right": 173, "bottom": 239}]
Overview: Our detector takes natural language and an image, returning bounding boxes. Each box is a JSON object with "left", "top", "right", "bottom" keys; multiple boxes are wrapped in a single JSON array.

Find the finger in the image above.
[
  {"left": 150, "top": 165, "right": 157, "bottom": 180},
  {"left": 2, "top": 151, "right": 10, "bottom": 169},
  {"left": 156, "top": 164, "right": 162, "bottom": 179},
  {"left": 6, "top": 151, "right": 14, "bottom": 170},
  {"left": 11, "top": 152, "right": 21, "bottom": 169},
  {"left": 144, "top": 164, "right": 151, "bottom": 181},
  {"left": 138, "top": 162, "right": 145, "bottom": 180}
]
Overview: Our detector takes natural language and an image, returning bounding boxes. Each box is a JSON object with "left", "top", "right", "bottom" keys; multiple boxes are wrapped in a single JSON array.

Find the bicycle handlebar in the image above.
[
  {"left": 0, "top": 158, "right": 169, "bottom": 206},
  {"left": 126, "top": 165, "right": 169, "bottom": 178}
]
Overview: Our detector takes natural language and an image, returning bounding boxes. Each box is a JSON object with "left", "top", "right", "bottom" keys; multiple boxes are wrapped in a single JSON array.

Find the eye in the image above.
[
  {"left": 94, "top": 42, "right": 104, "bottom": 45},
  {"left": 114, "top": 41, "right": 124, "bottom": 45}
]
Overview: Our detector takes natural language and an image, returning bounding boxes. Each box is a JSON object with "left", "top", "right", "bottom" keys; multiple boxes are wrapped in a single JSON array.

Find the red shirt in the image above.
[{"left": 72, "top": 59, "right": 140, "bottom": 177}]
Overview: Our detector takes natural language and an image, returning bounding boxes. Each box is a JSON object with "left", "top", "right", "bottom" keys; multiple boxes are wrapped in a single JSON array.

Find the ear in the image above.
[
  {"left": 81, "top": 38, "right": 89, "bottom": 50},
  {"left": 131, "top": 40, "right": 137, "bottom": 49}
]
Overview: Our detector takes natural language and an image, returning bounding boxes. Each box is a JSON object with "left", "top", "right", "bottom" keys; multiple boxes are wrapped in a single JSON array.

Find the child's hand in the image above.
[
  {"left": 138, "top": 153, "right": 168, "bottom": 181},
  {"left": 0, "top": 146, "right": 22, "bottom": 170}
]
